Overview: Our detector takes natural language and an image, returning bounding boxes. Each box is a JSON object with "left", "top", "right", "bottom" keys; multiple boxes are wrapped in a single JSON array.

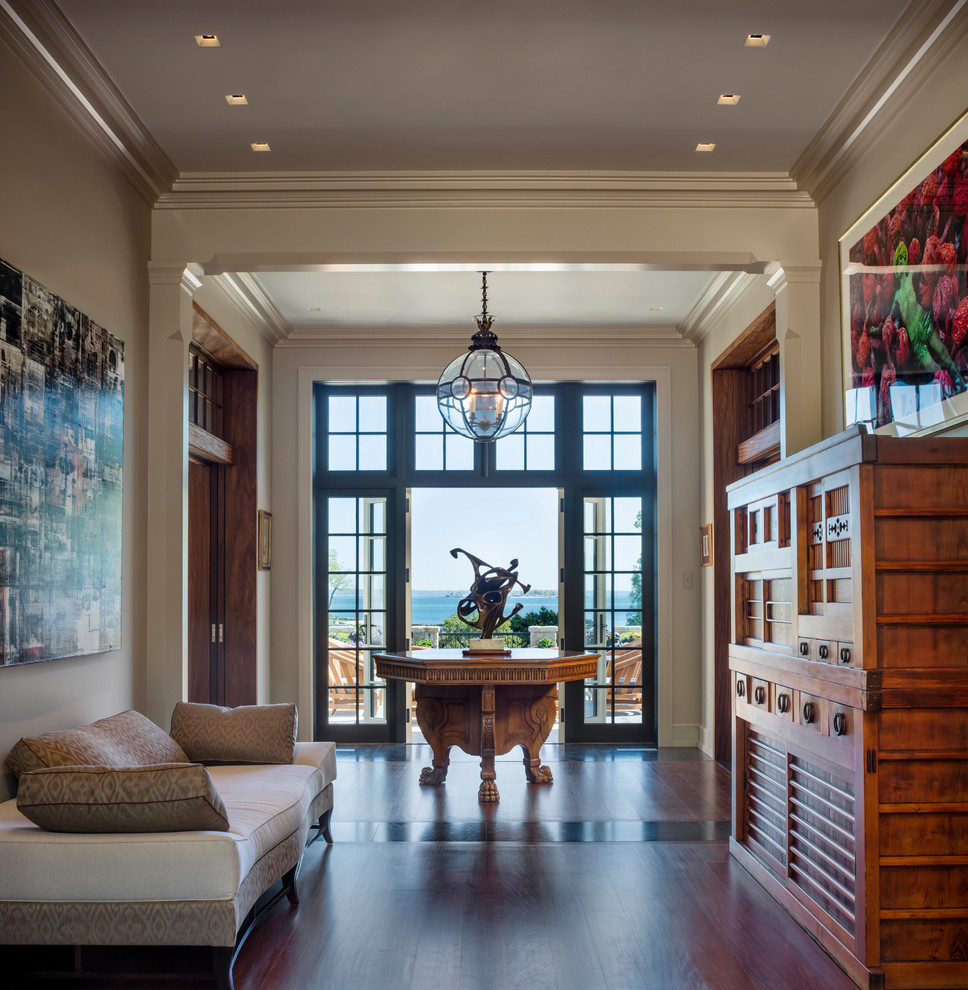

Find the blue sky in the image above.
[{"left": 410, "top": 488, "right": 559, "bottom": 591}]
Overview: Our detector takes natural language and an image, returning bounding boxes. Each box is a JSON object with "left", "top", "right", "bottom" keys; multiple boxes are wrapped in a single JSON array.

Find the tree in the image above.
[
  {"left": 627, "top": 510, "right": 643, "bottom": 626},
  {"left": 507, "top": 606, "right": 558, "bottom": 633},
  {"left": 328, "top": 549, "right": 352, "bottom": 609}
]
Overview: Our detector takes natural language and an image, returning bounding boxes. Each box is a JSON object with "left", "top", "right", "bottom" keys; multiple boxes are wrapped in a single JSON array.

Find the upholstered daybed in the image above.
[{"left": 0, "top": 704, "right": 336, "bottom": 990}]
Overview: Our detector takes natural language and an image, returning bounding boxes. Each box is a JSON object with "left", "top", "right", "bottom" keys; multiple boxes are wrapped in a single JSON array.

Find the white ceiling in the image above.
[
  {"left": 256, "top": 269, "right": 716, "bottom": 330},
  {"left": 57, "top": 0, "right": 909, "bottom": 174},
  {"left": 49, "top": 0, "right": 913, "bottom": 332}
]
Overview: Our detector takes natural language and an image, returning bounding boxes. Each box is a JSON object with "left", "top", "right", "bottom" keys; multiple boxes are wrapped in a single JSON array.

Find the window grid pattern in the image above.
[
  {"left": 413, "top": 395, "right": 475, "bottom": 471},
  {"left": 326, "top": 496, "right": 388, "bottom": 725},
  {"left": 327, "top": 395, "right": 388, "bottom": 472},
  {"left": 495, "top": 395, "right": 556, "bottom": 471},
  {"left": 582, "top": 495, "right": 644, "bottom": 726},
  {"left": 188, "top": 347, "right": 223, "bottom": 436},
  {"left": 582, "top": 394, "right": 643, "bottom": 471}
]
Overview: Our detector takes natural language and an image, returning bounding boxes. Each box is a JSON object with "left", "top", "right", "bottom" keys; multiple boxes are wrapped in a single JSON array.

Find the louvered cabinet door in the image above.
[{"left": 734, "top": 709, "right": 865, "bottom": 960}]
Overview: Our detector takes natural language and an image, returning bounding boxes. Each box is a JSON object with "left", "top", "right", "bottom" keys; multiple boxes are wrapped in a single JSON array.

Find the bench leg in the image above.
[
  {"left": 308, "top": 806, "right": 334, "bottom": 846},
  {"left": 282, "top": 863, "right": 300, "bottom": 906},
  {"left": 320, "top": 806, "right": 334, "bottom": 844}
]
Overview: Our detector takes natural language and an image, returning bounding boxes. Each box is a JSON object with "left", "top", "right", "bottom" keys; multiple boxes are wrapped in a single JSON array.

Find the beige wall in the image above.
[
  {"left": 0, "top": 51, "right": 151, "bottom": 800},
  {"left": 816, "top": 31, "right": 968, "bottom": 437}
]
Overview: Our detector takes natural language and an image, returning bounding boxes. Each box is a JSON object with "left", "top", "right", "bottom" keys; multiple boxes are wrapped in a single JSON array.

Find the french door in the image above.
[{"left": 313, "top": 383, "right": 656, "bottom": 744}]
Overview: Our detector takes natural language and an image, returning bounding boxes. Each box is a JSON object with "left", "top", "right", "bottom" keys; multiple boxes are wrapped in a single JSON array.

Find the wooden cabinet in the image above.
[{"left": 728, "top": 427, "right": 968, "bottom": 990}]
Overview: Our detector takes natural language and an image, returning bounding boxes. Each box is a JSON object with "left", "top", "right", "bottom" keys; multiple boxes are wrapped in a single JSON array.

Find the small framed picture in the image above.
[
  {"left": 258, "top": 510, "right": 272, "bottom": 570},
  {"left": 700, "top": 523, "right": 713, "bottom": 567}
]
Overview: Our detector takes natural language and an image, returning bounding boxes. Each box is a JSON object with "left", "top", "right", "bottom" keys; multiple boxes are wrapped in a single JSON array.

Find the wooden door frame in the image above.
[
  {"left": 187, "top": 305, "right": 260, "bottom": 706},
  {"left": 710, "top": 304, "right": 776, "bottom": 763}
]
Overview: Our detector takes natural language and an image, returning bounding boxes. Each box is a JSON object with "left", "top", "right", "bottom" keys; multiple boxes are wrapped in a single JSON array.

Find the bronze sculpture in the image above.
[{"left": 450, "top": 547, "right": 531, "bottom": 641}]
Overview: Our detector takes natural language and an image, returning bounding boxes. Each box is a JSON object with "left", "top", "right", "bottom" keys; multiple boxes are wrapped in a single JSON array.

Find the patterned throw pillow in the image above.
[
  {"left": 4, "top": 710, "right": 189, "bottom": 778},
  {"left": 169, "top": 702, "right": 297, "bottom": 765},
  {"left": 16, "top": 763, "right": 230, "bottom": 833}
]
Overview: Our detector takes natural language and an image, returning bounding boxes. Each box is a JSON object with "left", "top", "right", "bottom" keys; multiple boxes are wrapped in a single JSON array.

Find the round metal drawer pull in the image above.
[
  {"left": 802, "top": 701, "right": 816, "bottom": 724},
  {"left": 833, "top": 712, "right": 848, "bottom": 736},
  {"left": 840, "top": 647, "right": 851, "bottom": 664},
  {"left": 777, "top": 693, "right": 790, "bottom": 713},
  {"left": 799, "top": 641, "right": 809, "bottom": 657},
  {"left": 736, "top": 680, "right": 745, "bottom": 697},
  {"left": 818, "top": 644, "right": 829, "bottom": 660},
  {"left": 754, "top": 686, "right": 766, "bottom": 704}
]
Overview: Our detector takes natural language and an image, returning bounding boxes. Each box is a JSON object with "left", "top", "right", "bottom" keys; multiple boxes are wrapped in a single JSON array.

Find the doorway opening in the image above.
[{"left": 313, "top": 382, "right": 656, "bottom": 744}]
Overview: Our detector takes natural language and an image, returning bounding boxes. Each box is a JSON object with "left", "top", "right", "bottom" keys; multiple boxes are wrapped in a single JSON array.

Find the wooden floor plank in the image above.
[{"left": 2, "top": 743, "right": 862, "bottom": 990}]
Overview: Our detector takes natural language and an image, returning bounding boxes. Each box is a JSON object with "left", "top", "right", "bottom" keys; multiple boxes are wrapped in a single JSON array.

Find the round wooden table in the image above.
[{"left": 374, "top": 648, "right": 599, "bottom": 802}]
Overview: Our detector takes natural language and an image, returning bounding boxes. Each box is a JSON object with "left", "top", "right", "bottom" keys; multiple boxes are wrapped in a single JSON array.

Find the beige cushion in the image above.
[
  {"left": 170, "top": 702, "right": 297, "bottom": 765},
  {"left": 16, "top": 764, "right": 230, "bottom": 833},
  {"left": 4, "top": 711, "right": 189, "bottom": 778}
]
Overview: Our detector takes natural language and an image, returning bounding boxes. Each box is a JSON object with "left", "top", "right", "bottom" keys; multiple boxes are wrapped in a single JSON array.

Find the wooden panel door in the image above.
[{"left": 188, "top": 458, "right": 223, "bottom": 703}]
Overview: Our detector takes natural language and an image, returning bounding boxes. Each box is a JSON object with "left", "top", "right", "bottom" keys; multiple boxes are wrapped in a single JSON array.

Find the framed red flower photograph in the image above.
[{"left": 842, "top": 113, "right": 968, "bottom": 434}]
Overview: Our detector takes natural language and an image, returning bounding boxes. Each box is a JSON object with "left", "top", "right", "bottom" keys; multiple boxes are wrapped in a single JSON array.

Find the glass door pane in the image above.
[
  {"left": 568, "top": 494, "right": 651, "bottom": 738},
  {"left": 325, "top": 495, "right": 389, "bottom": 727}
]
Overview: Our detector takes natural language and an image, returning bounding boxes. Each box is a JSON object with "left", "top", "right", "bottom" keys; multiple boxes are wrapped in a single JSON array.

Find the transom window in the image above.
[
  {"left": 582, "top": 394, "right": 643, "bottom": 471},
  {"left": 327, "top": 394, "right": 388, "bottom": 471}
]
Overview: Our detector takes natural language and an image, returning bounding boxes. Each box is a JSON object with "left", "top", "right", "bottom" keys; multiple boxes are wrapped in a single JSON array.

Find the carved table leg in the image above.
[
  {"left": 522, "top": 744, "right": 554, "bottom": 784},
  {"left": 479, "top": 685, "right": 499, "bottom": 802},
  {"left": 416, "top": 695, "right": 451, "bottom": 785}
]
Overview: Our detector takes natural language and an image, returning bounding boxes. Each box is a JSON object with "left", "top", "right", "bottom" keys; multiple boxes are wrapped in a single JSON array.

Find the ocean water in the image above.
[{"left": 330, "top": 591, "right": 636, "bottom": 626}]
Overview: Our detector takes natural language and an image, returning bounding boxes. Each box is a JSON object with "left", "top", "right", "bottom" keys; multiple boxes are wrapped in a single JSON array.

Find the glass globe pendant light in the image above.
[{"left": 436, "top": 272, "right": 533, "bottom": 442}]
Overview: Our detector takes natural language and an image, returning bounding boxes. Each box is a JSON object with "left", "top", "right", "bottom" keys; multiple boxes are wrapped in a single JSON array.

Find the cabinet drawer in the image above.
[
  {"left": 797, "top": 691, "right": 823, "bottom": 732},
  {"left": 772, "top": 684, "right": 794, "bottom": 721},
  {"left": 751, "top": 677, "right": 770, "bottom": 710},
  {"left": 828, "top": 705, "right": 853, "bottom": 740},
  {"left": 836, "top": 641, "right": 854, "bottom": 667},
  {"left": 734, "top": 673, "right": 750, "bottom": 710}
]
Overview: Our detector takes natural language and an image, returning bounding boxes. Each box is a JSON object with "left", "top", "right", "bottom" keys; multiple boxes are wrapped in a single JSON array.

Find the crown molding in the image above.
[
  {"left": 0, "top": 0, "right": 177, "bottom": 203},
  {"left": 156, "top": 171, "right": 814, "bottom": 211},
  {"left": 678, "top": 272, "right": 761, "bottom": 344},
  {"left": 211, "top": 273, "right": 292, "bottom": 346},
  {"left": 792, "top": 0, "right": 968, "bottom": 202},
  {"left": 277, "top": 325, "right": 693, "bottom": 350},
  {"left": 678, "top": 271, "right": 782, "bottom": 346}
]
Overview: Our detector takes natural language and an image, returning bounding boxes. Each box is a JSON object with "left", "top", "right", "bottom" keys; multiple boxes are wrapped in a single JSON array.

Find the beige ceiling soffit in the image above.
[
  {"left": 200, "top": 254, "right": 772, "bottom": 276},
  {"left": 156, "top": 171, "right": 814, "bottom": 211},
  {"left": 0, "top": 0, "right": 177, "bottom": 203},
  {"left": 213, "top": 273, "right": 292, "bottom": 346},
  {"left": 793, "top": 0, "right": 968, "bottom": 202},
  {"left": 279, "top": 326, "right": 691, "bottom": 350},
  {"left": 678, "top": 271, "right": 760, "bottom": 344}
]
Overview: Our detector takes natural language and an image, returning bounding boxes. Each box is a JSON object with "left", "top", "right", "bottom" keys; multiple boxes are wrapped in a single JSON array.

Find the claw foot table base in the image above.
[{"left": 374, "top": 649, "right": 599, "bottom": 803}]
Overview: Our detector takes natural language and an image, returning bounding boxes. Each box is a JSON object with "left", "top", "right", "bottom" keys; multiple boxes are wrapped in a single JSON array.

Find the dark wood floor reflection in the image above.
[{"left": 6, "top": 744, "right": 859, "bottom": 990}]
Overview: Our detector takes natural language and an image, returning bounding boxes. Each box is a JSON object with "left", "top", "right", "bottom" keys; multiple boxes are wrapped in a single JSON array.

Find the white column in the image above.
[
  {"left": 145, "top": 262, "right": 200, "bottom": 728},
  {"left": 769, "top": 261, "right": 824, "bottom": 457}
]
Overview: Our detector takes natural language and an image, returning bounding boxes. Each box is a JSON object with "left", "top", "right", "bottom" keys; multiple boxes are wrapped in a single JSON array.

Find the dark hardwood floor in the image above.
[{"left": 3, "top": 743, "right": 859, "bottom": 990}]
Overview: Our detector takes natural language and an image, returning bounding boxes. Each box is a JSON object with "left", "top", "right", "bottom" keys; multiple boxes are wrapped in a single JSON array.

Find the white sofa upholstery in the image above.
[{"left": 0, "top": 732, "right": 336, "bottom": 990}]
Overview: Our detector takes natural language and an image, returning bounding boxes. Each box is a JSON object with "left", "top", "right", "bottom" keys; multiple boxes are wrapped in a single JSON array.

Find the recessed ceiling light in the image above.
[
  {"left": 650, "top": 306, "right": 663, "bottom": 311},
  {"left": 717, "top": 94, "right": 741, "bottom": 106},
  {"left": 696, "top": 142, "right": 716, "bottom": 152},
  {"left": 744, "top": 34, "right": 770, "bottom": 47},
  {"left": 225, "top": 94, "right": 248, "bottom": 106},
  {"left": 307, "top": 307, "right": 321, "bottom": 312},
  {"left": 195, "top": 34, "right": 221, "bottom": 47},
  {"left": 251, "top": 142, "right": 271, "bottom": 152}
]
